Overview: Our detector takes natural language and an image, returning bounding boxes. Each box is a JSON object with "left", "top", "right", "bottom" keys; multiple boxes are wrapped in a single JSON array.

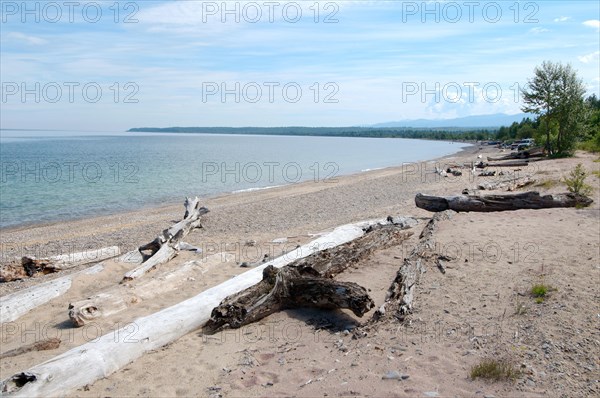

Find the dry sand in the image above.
[{"left": 0, "top": 145, "right": 599, "bottom": 397}]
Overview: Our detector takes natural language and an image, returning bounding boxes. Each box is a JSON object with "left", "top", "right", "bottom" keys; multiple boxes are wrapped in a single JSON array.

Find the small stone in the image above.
[
  {"left": 400, "top": 374, "right": 410, "bottom": 380},
  {"left": 424, "top": 392, "right": 439, "bottom": 397},
  {"left": 382, "top": 370, "right": 401, "bottom": 380},
  {"left": 526, "top": 379, "right": 536, "bottom": 387}
]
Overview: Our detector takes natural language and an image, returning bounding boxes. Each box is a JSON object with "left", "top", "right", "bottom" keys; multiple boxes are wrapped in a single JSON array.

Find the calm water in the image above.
[{"left": 0, "top": 131, "right": 467, "bottom": 228}]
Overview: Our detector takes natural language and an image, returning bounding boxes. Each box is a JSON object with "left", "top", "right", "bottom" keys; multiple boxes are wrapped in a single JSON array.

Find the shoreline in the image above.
[
  {"left": 0, "top": 142, "right": 474, "bottom": 234},
  {"left": 0, "top": 146, "right": 598, "bottom": 397}
]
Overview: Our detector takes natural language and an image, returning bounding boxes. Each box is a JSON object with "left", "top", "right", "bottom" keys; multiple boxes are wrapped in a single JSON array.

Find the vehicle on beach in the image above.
[{"left": 511, "top": 138, "right": 535, "bottom": 151}]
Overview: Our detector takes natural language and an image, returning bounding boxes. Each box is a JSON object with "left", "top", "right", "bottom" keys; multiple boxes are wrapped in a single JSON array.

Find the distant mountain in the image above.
[{"left": 371, "top": 113, "right": 533, "bottom": 128}]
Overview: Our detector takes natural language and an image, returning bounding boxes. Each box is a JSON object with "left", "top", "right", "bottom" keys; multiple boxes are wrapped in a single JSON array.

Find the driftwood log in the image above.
[
  {"left": 415, "top": 191, "right": 593, "bottom": 213},
  {"left": 206, "top": 265, "right": 374, "bottom": 331},
  {"left": 0, "top": 219, "right": 384, "bottom": 397},
  {"left": 374, "top": 211, "right": 454, "bottom": 321},
  {"left": 0, "top": 264, "right": 105, "bottom": 324},
  {"left": 206, "top": 224, "right": 413, "bottom": 331},
  {"left": 477, "top": 160, "right": 529, "bottom": 168},
  {"left": 122, "top": 197, "right": 208, "bottom": 281},
  {"left": 0, "top": 246, "right": 119, "bottom": 282}
]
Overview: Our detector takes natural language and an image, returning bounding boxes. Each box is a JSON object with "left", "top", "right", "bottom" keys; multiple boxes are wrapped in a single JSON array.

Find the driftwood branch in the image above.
[
  {"left": 122, "top": 197, "right": 208, "bottom": 281},
  {"left": 0, "top": 246, "right": 119, "bottom": 282},
  {"left": 415, "top": 191, "right": 593, "bottom": 213},
  {"left": 206, "top": 225, "right": 413, "bottom": 331}
]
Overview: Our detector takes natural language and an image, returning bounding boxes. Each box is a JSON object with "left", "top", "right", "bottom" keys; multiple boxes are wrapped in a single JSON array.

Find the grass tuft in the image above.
[{"left": 470, "top": 358, "right": 520, "bottom": 381}]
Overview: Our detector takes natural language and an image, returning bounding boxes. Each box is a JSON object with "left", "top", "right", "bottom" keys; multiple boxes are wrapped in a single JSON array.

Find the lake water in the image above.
[{"left": 0, "top": 131, "right": 467, "bottom": 228}]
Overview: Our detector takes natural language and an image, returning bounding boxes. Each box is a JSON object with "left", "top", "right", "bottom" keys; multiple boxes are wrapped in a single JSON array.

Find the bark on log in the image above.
[
  {"left": 206, "top": 225, "right": 412, "bottom": 331},
  {"left": 0, "top": 219, "right": 384, "bottom": 398},
  {"left": 122, "top": 197, "right": 208, "bottom": 281},
  {"left": 374, "top": 211, "right": 455, "bottom": 322},
  {"left": 68, "top": 254, "right": 235, "bottom": 327},
  {"left": 0, "top": 264, "right": 105, "bottom": 324},
  {"left": 206, "top": 266, "right": 374, "bottom": 331},
  {"left": 1, "top": 247, "right": 119, "bottom": 282},
  {"left": 415, "top": 191, "right": 593, "bottom": 213}
]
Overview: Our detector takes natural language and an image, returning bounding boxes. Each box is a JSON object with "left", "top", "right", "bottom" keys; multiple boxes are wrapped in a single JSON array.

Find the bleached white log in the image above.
[
  {"left": 122, "top": 245, "right": 176, "bottom": 281},
  {"left": 0, "top": 219, "right": 383, "bottom": 397},
  {"left": 45, "top": 246, "right": 120, "bottom": 269},
  {"left": 0, "top": 264, "right": 105, "bottom": 324}
]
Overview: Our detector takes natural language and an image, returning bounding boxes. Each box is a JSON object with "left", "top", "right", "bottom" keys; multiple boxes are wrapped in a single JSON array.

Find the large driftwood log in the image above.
[
  {"left": 0, "top": 219, "right": 384, "bottom": 397},
  {"left": 0, "top": 264, "right": 105, "bottom": 324},
  {"left": 0, "top": 246, "right": 119, "bottom": 282},
  {"left": 122, "top": 197, "right": 208, "bottom": 281},
  {"left": 374, "top": 211, "right": 455, "bottom": 321},
  {"left": 206, "top": 225, "right": 413, "bottom": 331},
  {"left": 415, "top": 191, "right": 593, "bottom": 213},
  {"left": 206, "top": 266, "right": 374, "bottom": 331},
  {"left": 68, "top": 254, "right": 235, "bottom": 326}
]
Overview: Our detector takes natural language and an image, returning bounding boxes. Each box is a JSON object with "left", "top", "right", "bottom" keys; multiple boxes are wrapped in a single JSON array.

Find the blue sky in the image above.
[{"left": 1, "top": 0, "right": 599, "bottom": 131}]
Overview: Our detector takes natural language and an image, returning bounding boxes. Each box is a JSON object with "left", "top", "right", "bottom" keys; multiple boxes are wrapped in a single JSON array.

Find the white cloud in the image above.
[
  {"left": 529, "top": 27, "right": 549, "bottom": 34},
  {"left": 7, "top": 32, "right": 47, "bottom": 45},
  {"left": 554, "top": 16, "right": 570, "bottom": 22},
  {"left": 583, "top": 20, "right": 600, "bottom": 30},
  {"left": 578, "top": 51, "right": 600, "bottom": 64}
]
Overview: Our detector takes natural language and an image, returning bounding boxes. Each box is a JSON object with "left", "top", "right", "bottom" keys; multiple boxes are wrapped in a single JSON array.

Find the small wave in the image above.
[
  {"left": 233, "top": 185, "right": 283, "bottom": 194},
  {"left": 361, "top": 167, "right": 385, "bottom": 172}
]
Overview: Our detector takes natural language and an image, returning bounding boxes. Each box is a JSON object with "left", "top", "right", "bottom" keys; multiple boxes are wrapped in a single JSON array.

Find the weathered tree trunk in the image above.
[
  {"left": 68, "top": 254, "right": 235, "bottom": 326},
  {"left": 1, "top": 247, "right": 119, "bottom": 282},
  {"left": 206, "top": 225, "right": 413, "bottom": 331},
  {"left": 477, "top": 176, "right": 536, "bottom": 191},
  {"left": 122, "top": 197, "right": 208, "bottom": 281},
  {"left": 0, "top": 219, "right": 384, "bottom": 398},
  {"left": 477, "top": 160, "right": 529, "bottom": 168},
  {"left": 415, "top": 191, "right": 593, "bottom": 213},
  {"left": 0, "top": 264, "right": 105, "bottom": 324},
  {"left": 206, "top": 266, "right": 374, "bottom": 331},
  {"left": 374, "top": 211, "right": 455, "bottom": 322}
]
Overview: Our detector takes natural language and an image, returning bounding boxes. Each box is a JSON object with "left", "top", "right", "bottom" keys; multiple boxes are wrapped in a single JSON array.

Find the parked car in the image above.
[{"left": 511, "top": 139, "right": 535, "bottom": 151}]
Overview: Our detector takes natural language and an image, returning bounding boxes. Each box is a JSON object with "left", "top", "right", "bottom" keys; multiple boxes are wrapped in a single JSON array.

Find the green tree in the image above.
[{"left": 521, "top": 61, "right": 586, "bottom": 156}]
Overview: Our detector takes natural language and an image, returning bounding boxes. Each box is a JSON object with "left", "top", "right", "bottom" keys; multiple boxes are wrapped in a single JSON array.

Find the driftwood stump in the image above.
[{"left": 206, "top": 224, "right": 413, "bottom": 331}]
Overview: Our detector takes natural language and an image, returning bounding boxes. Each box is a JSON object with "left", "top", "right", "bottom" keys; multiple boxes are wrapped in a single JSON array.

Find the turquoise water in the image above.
[{"left": 0, "top": 131, "right": 466, "bottom": 228}]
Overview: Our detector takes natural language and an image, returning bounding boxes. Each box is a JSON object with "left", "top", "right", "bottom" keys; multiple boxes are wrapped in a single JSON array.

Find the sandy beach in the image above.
[{"left": 1, "top": 145, "right": 599, "bottom": 397}]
